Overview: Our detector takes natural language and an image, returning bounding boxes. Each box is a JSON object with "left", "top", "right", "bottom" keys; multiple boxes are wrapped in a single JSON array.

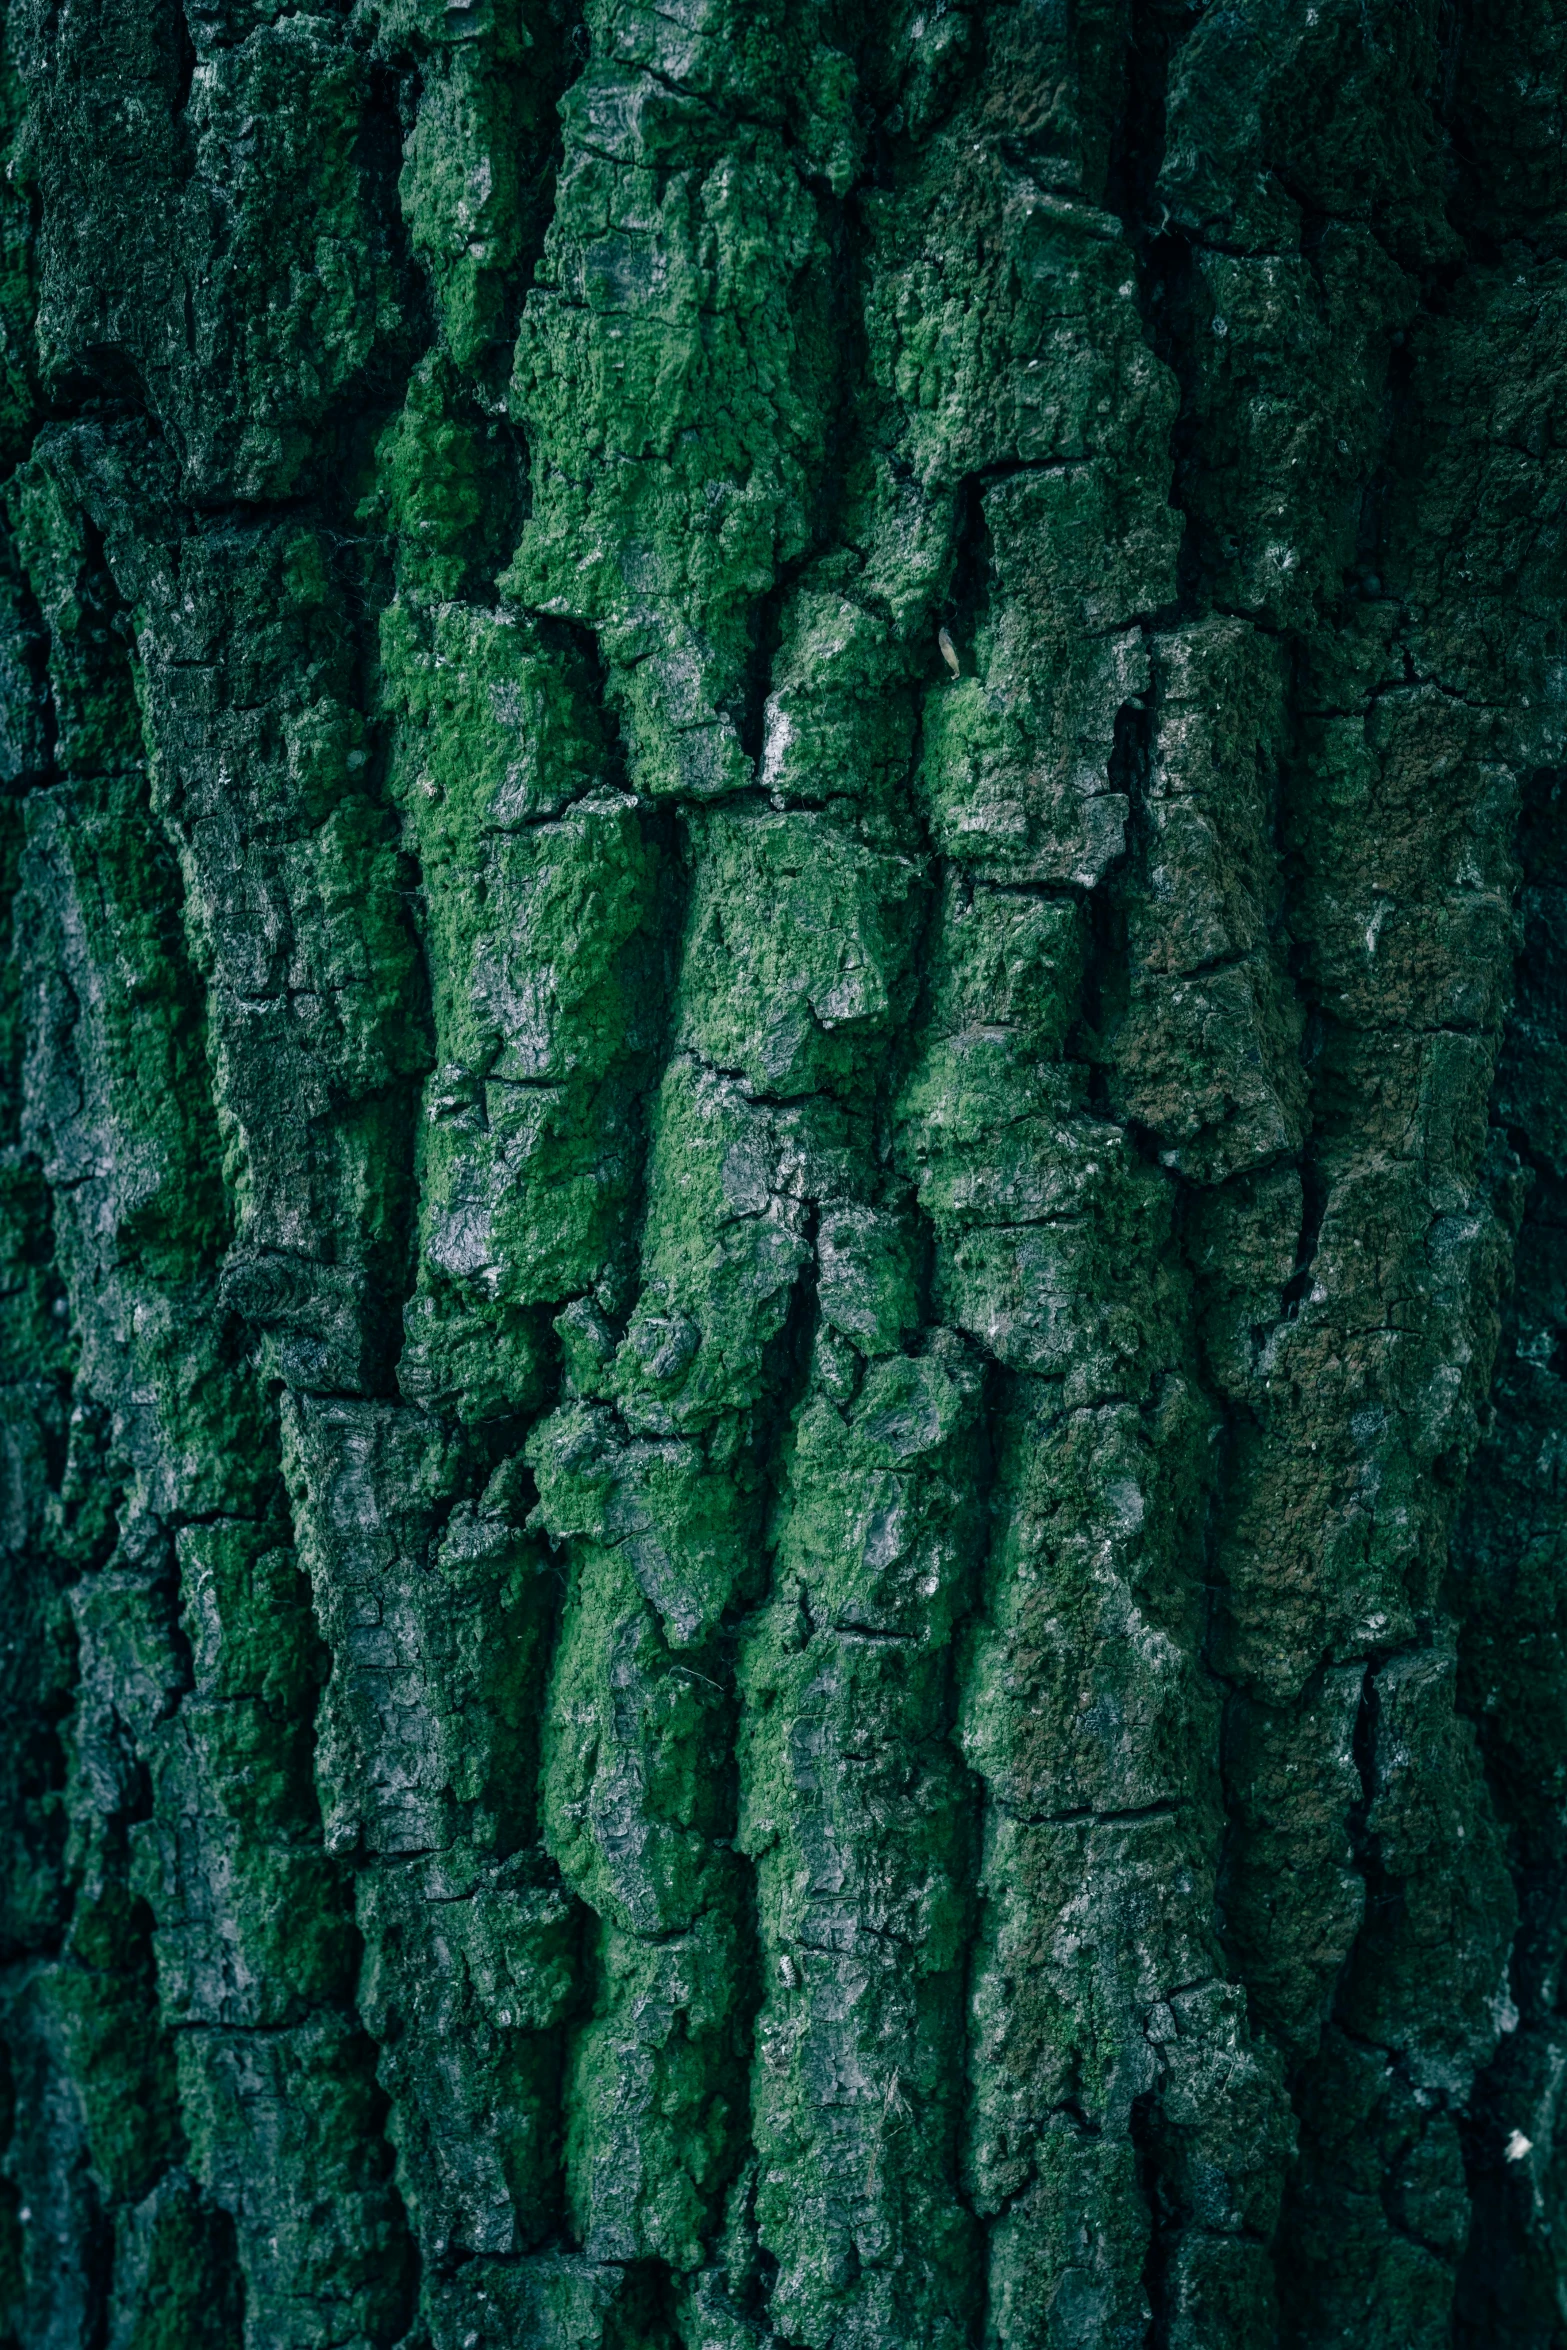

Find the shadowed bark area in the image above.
[{"left": 1, "top": 2, "right": 1566, "bottom": 2345}]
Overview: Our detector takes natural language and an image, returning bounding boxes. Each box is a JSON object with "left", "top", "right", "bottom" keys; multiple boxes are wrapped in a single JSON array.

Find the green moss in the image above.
[
  {"left": 117, "top": 2175, "right": 243, "bottom": 2350},
  {"left": 674, "top": 808, "right": 921, "bottom": 1099},
  {"left": 3, "top": 0, "right": 1563, "bottom": 2340},
  {"left": 735, "top": 1333, "right": 985, "bottom": 2350},
  {"left": 48, "top": 1894, "right": 181, "bottom": 2204}
]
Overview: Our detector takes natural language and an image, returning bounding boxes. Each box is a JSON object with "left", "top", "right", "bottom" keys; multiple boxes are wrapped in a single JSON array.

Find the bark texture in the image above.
[{"left": 1, "top": 1, "right": 1565, "bottom": 2344}]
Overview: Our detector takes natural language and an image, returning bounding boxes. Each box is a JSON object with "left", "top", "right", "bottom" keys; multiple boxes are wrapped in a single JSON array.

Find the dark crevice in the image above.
[
  {"left": 938, "top": 469, "right": 995, "bottom": 682},
  {"left": 1450, "top": 765, "right": 1567, "bottom": 2345},
  {"left": 1130, "top": 2084, "right": 1175, "bottom": 2348},
  {"left": 944, "top": 1348, "right": 1004, "bottom": 2292},
  {"left": 1278, "top": 1151, "right": 1330, "bottom": 1321},
  {"left": 170, "top": 1, "right": 196, "bottom": 121},
  {"left": 1071, "top": 653, "right": 1139, "bottom": 1089},
  {"left": 1104, "top": 0, "right": 1206, "bottom": 623},
  {"left": 736, "top": 569, "right": 792, "bottom": 772},
  {"left": 603, "top": 2256, "right": 683, "bottom": 2350}
]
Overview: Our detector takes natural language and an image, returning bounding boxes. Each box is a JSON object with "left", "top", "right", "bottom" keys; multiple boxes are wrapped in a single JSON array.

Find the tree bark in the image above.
[{"left": 1, "top": 2, "right": 1565, "bottom": 2344}]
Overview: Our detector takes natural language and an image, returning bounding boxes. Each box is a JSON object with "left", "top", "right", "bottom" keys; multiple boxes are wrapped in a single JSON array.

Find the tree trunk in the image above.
[{"left": 1, "top": 2, "right": 1564, "bottom": 2344}]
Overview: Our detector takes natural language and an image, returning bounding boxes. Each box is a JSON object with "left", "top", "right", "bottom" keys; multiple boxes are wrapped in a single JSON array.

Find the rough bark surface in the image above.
[{"left": 1, "top": 2, "right": 1565, "bottom": 2344}]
